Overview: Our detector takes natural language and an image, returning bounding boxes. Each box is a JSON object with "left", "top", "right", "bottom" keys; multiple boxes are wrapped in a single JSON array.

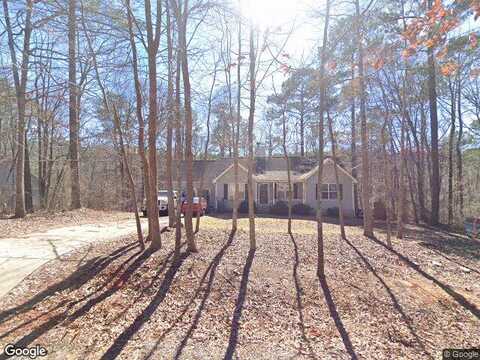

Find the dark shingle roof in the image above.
[{"left": 161, "top": 156, "right": 352, "bottom": 184}]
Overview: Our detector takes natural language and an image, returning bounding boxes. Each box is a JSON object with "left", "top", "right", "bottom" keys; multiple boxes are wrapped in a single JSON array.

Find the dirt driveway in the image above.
[{"left": 0, "top": 217, "right": 167, "bottom": 299}]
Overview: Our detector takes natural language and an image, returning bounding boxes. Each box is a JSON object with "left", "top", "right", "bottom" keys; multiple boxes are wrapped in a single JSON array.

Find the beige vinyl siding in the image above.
[{"left": 304, "top": 162, "right": 355, "bottom": 217}]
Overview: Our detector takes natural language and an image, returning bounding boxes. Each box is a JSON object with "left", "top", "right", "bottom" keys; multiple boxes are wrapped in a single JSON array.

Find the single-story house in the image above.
[{"left": 161, "top": 155, "right": 358, "bottom": 217}]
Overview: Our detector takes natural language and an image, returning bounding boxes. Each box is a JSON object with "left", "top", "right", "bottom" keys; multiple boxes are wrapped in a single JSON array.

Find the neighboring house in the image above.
[
  {"left": 161, "top": 155, "right": 358, "bottom": 217},
  {"left": 0, "top": 160, "right": 40, "bottom": 211}
]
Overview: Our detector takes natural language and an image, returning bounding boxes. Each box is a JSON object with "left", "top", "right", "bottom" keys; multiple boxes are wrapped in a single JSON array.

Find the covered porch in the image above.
[{"left": 254, "top": 177, "right": 306, "bottom": 210}]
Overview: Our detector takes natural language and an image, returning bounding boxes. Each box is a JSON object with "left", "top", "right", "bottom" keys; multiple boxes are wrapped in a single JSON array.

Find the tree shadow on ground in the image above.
[
  {"left": 142, "top": 230, "right": 236, "bottom": 359},
  {"left": 375, "top": 223, "right": 480, "bottom": 263},
  {"left": 318, "top": 276, "right": 358, "bottom": 360},
  {"left": 100, "top": 251, "right": 190, "bottom": 360},
  {"left": 343, "top": 237, "right": 432, "bottom": 359},
  {"left": 418, "top": 245, "right": 480, "bottom": 275},
  {"left": 367, "top": 236, "right": 480, "bottom": 320},
  {"left": 173, "top": 229, "right": 236, "bottom": 359},
  {"left": 289, "top": 233, "right": 318, "bottom": 359},
  {"left": 0, "top": 244, "right": 145, "bottom": 340},
  {"left": 223, "top": 248, "right": 256, "bottom": 360},
  {"left": 0, "top": 245, "right": 162, "bottom": 359},
  {"left": 0, "top": 241, "right": 139, "bottom": 325}
]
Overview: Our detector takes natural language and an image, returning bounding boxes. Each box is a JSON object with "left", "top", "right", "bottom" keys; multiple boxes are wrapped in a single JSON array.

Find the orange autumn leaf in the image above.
[
  {"left": 436, "top": 46, "right": 448, "bottom": 59},
  {"left": 372, "top": 57, "right": 385, "bottom": 70},
  {"left": 424, "top": 38, "right": 436, "bottom": 48},
  {"left": 440, "top": 61, "right": 459, "bottom": 76}
]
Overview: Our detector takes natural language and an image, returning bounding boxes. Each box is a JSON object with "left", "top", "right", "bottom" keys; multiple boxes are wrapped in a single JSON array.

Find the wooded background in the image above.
[{"left": 0, "top": 0, "right": 479, "bottom": 251}]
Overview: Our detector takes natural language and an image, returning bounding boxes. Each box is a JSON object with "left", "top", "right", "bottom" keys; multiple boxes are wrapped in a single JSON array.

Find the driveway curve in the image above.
[{"left": 0, "top": 217, "right": 166, "bottom": 299}]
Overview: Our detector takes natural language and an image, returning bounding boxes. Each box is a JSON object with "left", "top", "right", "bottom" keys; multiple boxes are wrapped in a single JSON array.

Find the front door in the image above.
[{"left": 258, "top": 183, "right": 268, "bottom": 204}]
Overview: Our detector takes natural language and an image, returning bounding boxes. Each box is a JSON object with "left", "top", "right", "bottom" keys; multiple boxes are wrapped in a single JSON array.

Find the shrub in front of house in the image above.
[
  {"left": 326, "top": 207, "right": 340, "bottom": 218},
  {"left": 270, "top": 200, "right": 289, "bottom": 216},
  {"left": 238, "top": 200, "right": 257, "bottom": 214},
  {"left": 292, "top": 203, "right": 313, "bottom": 216}
]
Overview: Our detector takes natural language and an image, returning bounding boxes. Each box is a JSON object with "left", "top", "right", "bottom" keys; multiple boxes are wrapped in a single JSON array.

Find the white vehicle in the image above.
[{"left": 141, "top": 190, "right": 178, "bottom": 217}]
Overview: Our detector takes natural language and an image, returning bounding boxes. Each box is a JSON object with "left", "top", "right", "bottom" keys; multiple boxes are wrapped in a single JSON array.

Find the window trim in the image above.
[{"left": 316, "top": 183, "right": 343, "bottom": 200}]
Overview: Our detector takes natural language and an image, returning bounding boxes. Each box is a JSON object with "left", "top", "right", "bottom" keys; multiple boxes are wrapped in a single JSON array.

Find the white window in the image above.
[{"left": 316, "top": 184, "right": 343, "bottom": 200}]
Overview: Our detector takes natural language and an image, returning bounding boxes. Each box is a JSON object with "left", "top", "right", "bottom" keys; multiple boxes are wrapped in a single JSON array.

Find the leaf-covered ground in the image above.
[
  {"left": 0, "top": 217, "right": 478, "bottom": 359},
  {"left": 0, "top": 209, "right": 134, "bottom": 239}
]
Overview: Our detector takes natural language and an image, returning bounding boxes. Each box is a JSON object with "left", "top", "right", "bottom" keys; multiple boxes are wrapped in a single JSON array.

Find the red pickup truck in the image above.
[{"left": 181, "top": 197, "right": 207, "bottom": 217}]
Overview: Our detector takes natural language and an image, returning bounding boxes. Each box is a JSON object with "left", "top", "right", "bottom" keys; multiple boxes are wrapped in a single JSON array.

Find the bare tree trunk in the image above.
[
  {"left": 178, "top": 0, "right": 197, "bottom": 252},
  {"left": 397, "top": 104, "right": 407, "bottom": 238},
  {"left": 418, "top": 107, "right": 428, "bottom": 221},
  {"left": 232, "top": 5, "right": 242, "bottom": 232},
  {"left": 24, "top": 131, "right": 33, "bottom": 213},
  {"left": 281, "top": 109, "right": 293, "bottom": 234},
  {"left": 300, "top": 94, "right": 305, "bottom": 157},
  {"left": 406, "top": 134, "right": 419, "bottom": 224},
  {"left": 113, "top": 107, "right": 145, "bottom": 247},
  {"left": 68, "top": 0, "right": 81, "bottom": 210},
  {"left": 126, "top": 0, "right": 151, "bottom": 239},
  {"left": 37, "top": 113, "right": 46, "bottom": 208},
  {"left": 456, "top": 81, "right": 464, "bottom": 220},
  {"left": 317, "top": 0, "right": 330, "bottom": 278},
  {"left": 355, "top": 0, "right": 374, "bottom": 237},
  {"left": 144, "top": 0, "right": 163, "bottom": 249},
  {"left": 174, "top": 43, "right": 183, "bottom": 258},
  {"left": 397, "top": 9, "right": 409, "bottom": 237},
  {"left": 350, "top": 52, "right": 358, "bottom": 213},
  {"left": 247, "top": 24, "right": 256, "bottom": 250},
  {"left": 166, "top": 0, "right": 175, "bottom": 228},
  {"left": 427, "top": 0, "right": 440, "bottom": 226},
  {"left": 381, "top": 121, "right": 393, "bottom": 248},
  {"left": 447, "top": 79, "right": 456, "bottom": 226},
  {"left": 3, "top": 0, "right": 34, "bottom": 218},
  {"left": 327, "top": 112, "right": 345, "bottom": 239}
]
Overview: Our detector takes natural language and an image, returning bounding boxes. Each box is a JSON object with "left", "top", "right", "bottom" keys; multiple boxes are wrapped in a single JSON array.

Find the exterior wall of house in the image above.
[
  {"left": 205, "top": 159, "right": 356, "bottom": 217},
  {"left": 304, "top": 162, "right": 356, "bottom": 217},
  {"left": 214, "top": 166, "right": 250, "bottom": 211}
]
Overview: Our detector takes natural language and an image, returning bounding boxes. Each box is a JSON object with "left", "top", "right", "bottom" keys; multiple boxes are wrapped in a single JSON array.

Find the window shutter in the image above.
[
  {"left": 223, "top": 184, "right": 228, "bottom": 200},
  {"left": 297, "top": 183, "right": 303, "bottom": 199}
]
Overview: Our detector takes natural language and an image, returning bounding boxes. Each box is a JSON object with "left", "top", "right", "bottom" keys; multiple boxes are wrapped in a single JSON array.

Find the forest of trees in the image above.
[{"left": 1, "top": 0, "right": 479, "bottom": 264}]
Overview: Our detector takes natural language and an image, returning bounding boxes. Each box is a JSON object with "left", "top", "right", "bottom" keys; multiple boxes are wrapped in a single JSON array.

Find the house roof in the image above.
[
  {"left": 212, "top": 162, "right": 249, "bottom": 183},
  {"left": 298, "top": 158, "right": 358, "bottom": 183},
  {"left": 161, "top": 158, "right": 249, "bottom": 185},
  {"left": 162, "top": 156, "right": 357, "bottom": 185}
]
